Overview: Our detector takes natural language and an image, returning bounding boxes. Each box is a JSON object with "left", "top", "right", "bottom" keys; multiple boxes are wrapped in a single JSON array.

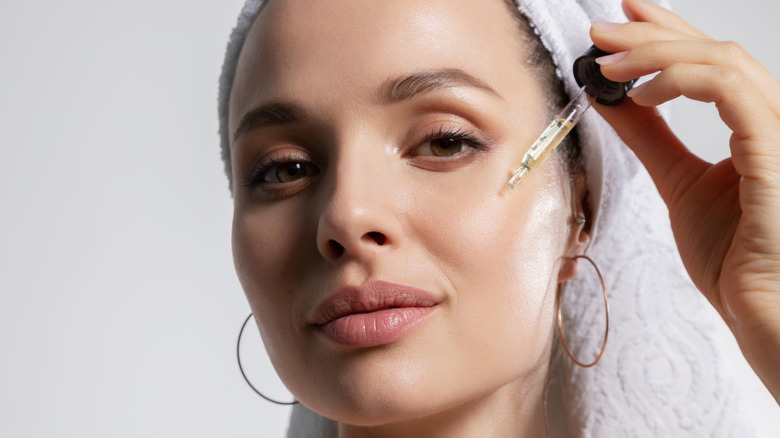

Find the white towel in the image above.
[{"left": 218, "top": 1, "right": 759, "bottom": 436}]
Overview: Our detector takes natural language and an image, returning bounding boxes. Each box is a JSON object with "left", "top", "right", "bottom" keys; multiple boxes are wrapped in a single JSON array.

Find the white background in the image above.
[{"left": 1, "top": 1, "right": 778, "bottom": 437}]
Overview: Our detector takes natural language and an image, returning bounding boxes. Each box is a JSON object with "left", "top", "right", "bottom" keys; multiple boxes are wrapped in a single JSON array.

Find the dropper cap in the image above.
[{"left": 573, "top": 45, "right": 636, "bottom": 106}]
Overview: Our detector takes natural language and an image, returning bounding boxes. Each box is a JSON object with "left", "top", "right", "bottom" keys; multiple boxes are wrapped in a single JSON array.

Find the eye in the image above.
[
  {"left": 428, "top": 137, "right": 467, "bottom": 157},
  {"left": 265, "top": 161, "right": 318, "bottom": 183},
  {"left": 414, "top": 126, "right": 486, "bottom": 158},
  {"left": 243, "top": 156, "right": 320, "bottom": 188}
]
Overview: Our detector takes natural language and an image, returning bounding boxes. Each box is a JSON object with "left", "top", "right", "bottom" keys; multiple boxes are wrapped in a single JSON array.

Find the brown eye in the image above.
[
  {"left": 428, "top": 138, "right": 466, "bottom": 157},
  {"left": 264, "top": 162, "right": 318, "bottom": 183}
]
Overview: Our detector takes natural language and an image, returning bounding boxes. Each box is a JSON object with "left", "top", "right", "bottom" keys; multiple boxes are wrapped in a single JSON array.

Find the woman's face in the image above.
[{"left": 229, "top": 0, "right": 588, "bottom": 426}]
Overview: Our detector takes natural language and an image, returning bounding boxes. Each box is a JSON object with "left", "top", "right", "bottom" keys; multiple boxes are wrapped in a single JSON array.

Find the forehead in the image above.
[{"left": 229, "top": 0, "right": 543, "bottom": 133}]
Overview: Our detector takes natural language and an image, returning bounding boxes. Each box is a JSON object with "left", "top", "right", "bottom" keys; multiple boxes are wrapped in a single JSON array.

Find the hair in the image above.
[{"left": 219, "top": 0, "right": 583, "bottom": 192}]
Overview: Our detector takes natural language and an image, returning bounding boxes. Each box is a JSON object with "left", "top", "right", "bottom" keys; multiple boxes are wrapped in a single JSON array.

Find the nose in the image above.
[{"left": 315, "top": 155, "right": 401, "bottom": 262}]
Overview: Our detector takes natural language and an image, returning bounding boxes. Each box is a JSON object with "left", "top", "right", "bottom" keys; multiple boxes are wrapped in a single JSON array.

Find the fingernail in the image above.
[
  {"left": 626, "top": 81, "right": 649, "bottom": 98},
  {"left": 591, "top": 21, "right": 622, "bottom": 32},
  {"left": 596, "top": 51, "right": 628, "bottom": 66}
]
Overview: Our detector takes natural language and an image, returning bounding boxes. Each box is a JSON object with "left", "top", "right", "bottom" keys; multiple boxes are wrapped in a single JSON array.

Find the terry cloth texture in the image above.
[{"left": 218, "top": 1, "right": 759, "bottom": 436}]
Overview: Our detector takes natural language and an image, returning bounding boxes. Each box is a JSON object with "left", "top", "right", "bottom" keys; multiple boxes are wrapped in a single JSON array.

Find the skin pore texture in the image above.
[{"left": 228, "top": 0, "right": 590, "bottom": 436}]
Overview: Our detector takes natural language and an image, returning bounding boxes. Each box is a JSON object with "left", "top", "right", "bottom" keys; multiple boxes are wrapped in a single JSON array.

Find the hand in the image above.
[{"left": 590, "top": 0, "right": 780, "bottom": 402}]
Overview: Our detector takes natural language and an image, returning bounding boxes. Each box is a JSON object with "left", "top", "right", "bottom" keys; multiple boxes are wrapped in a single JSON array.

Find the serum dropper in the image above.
[{"left": 508, "top": 45, "right": 637, "bottom": 188}]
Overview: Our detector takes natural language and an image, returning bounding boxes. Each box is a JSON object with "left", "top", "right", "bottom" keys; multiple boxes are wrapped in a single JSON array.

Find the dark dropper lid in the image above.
[{"left": 573, "top": 45, "right": 637, "bottom": 106}]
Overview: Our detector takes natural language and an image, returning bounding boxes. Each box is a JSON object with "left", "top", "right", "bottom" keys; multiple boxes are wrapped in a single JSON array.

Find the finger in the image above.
[
  {"left": 593, "top": 101, "right": 710, "bottom": 206},
  {"left": 596, "top": 40, "right": 780, "bottom": 117},
  {"left": 590, "top": 21, "right": 704, "bottom": 54},
  {"left": 628, "top": 64, "right": 780, "bottom": 179},
  {"left": 622, "top": 0, "right": 710, "bottom": 39}
]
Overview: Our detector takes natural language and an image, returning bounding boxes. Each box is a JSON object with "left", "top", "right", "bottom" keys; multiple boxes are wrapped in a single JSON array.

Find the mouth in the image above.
[{"left": 310, "top": 280, "right": 441, "bottom": 348}]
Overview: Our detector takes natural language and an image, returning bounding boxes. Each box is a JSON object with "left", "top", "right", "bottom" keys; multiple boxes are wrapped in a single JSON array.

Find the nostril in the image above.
[
  {"left": 328, "top": 240, "right": 345, "bottom": 258},
  {"left": 322, "top": 232, "right": 388, "bottom": 260},
  {"left": 366, "top": 231, "right": 386, "bottom": 246}
]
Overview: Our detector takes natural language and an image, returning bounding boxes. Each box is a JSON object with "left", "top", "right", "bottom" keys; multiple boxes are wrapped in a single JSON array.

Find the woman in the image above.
[{"left": 218, "top": 0, "right": 780, "bottom": 436}]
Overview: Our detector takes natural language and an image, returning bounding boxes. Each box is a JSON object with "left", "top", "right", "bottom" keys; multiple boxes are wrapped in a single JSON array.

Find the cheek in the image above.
[
  {"left": 232, "top": 204, "right": 337, "bottom": 399},
  {"left": 409, "top": 166, "right": 569, "bottom": 362},
  {"left": 233, "top": 207, "right": 302, "bottom": 301},
  {"left": 231, "top": 205, "right": 313, "bottom": 353}
]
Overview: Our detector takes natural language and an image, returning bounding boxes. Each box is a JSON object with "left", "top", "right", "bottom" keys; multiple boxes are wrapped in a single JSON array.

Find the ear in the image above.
[{"left": 558, "top": 169, "right": 591, "bottom": 283}]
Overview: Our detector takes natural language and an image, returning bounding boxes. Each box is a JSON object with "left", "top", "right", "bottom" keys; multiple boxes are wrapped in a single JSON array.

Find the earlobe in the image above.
[
  {"left": 568, "top": 202, "right": 592, "bottom": 258},
  {"left": 558, "top": 221, "right": 591, "bottom": 282},
  {"left": 558, "top": 257, "right": 579, "bottom": 282},
  {"left": 558, "top": 170, "right": 591, "bottom": 283},
  {"left": 571, "top": 168, "right": 592, "bottom": 249}
]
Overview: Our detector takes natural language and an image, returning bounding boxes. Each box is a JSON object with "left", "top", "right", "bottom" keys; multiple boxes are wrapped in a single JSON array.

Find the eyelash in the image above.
[
  {"left": 416, "top": 125, "right": 489, "bottom": 156},
  {"left": 241, "top": 125, "right": 489, "bottom": 190}
]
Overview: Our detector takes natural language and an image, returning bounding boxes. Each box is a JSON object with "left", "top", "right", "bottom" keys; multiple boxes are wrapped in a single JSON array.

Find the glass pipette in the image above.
[
  {"left": 508, "top": 45, "right": 637, "bottom": 188},
  {"left": 508, "top": 85, "right": 591, "bottom": 188}
]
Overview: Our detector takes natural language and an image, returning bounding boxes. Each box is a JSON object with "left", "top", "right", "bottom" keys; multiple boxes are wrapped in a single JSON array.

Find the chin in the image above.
[
  {"left": 304, "top": 372, "right": 436, "bottom": 425},
  {"left": 297, "top": 361, "right": 526, "bottom": 430},
  {"left": 311, "top": 392, "right": 469, "bottom": 430}
]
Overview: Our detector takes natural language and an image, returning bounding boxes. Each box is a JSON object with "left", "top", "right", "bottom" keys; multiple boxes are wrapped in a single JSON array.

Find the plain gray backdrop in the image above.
[{"left": 1, "top": 1, "right": 778, "bottom": 436}]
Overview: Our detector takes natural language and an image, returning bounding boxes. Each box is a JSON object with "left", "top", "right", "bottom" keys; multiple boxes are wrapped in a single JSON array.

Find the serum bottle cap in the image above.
[{"left": 573, "top": 45, "right": 636, "bottom": 106}]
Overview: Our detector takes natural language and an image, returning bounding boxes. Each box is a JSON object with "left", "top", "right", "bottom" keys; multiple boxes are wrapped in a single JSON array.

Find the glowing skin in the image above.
[{"left": 228, "top": 0, "right": 590, "bottom": 436}]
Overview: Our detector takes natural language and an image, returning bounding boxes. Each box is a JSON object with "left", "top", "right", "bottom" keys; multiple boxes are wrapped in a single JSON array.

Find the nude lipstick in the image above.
[{"left": 311, "top": 281, "right": 440, "bottom": 348}]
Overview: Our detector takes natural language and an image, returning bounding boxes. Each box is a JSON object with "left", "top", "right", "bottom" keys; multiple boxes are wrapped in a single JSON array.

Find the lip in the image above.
[{"left": 310, "top": 281, "right": 441, "bottom": 348}]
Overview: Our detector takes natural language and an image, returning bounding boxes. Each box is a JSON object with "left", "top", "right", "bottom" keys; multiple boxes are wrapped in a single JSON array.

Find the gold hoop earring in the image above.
[
  {"left": 556, "top": 255, "right": 610, "bottom": 368},
  {"left": 237, "top": 313, "right": 299, "bottom": 405}
]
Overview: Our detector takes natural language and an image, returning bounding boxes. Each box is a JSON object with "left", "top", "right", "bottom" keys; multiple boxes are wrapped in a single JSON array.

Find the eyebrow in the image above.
[
  {"left": 233, "top": 101, "right": 307, "bottom": 143},
  {"left": 378, "top": 68, "right": 501, "bottom": 104},
  {"left": 233, "top": 69, "right": 500, "bottom": 143}
]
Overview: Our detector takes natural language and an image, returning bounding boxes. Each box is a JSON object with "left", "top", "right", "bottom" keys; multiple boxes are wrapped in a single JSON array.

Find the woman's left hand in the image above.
[{"left": 591, "top": 0, "right": 780, "bottom": 402}]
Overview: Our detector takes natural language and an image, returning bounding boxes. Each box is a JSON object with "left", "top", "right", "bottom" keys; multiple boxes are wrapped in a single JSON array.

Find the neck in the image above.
[{"left": 338, "top": 367, "right": 550, "bottom": 438}]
